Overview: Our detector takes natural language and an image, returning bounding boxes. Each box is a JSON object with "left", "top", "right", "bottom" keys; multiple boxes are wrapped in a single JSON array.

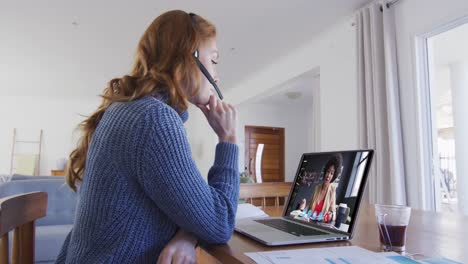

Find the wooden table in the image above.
[{"left": 200, "top": 205, "right": 468, "bottom": 263}]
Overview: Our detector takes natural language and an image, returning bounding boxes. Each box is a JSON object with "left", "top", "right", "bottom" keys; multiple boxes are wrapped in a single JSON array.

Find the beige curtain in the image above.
[{"left": 356, "top": 1, "right": 407, "bottom": 205}]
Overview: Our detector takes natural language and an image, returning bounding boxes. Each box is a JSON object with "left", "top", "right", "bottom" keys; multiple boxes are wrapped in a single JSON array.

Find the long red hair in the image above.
[{"left": 66, "top": 10, "right": 216, "bottom": 191}]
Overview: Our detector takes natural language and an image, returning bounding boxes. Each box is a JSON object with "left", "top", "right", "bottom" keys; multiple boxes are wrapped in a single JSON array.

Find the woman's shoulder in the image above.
[
  {"left": 104, "top": 96, "right": 185, "bottom": 136},
  {"left": 131, "top": 95, "right": 169, "bottom": 110},
  {"left": 136, "top": 96, "right": 189, "bottom": 133},
  {"left": 111, "top": 95, "right": 177, "bottom": 119}
]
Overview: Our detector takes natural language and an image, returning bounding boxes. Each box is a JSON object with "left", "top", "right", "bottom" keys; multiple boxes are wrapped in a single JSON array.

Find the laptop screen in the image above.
[{"left": 283, "top": 150, "right": 373, "bottom": 234}]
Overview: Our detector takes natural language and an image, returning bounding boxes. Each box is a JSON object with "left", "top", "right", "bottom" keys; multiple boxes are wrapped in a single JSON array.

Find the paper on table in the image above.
[
  {"left": 377, "top": 252, "right": 421, "bottom": 264},
  {"left": 377, "top": 252, "right": 463, "bottom": 264},
  {"left": 236, "top": 203, "right": 269, "bottom": 220},
  {"left": 246, "top": 246, "right": 406, "bottom": 264},
  {"left": 420, "top": 257, "right": 463, "bottom": 264}
]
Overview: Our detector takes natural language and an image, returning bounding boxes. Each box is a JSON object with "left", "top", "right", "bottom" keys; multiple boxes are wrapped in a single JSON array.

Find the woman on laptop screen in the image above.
[{"left": 299, "top": 154, "right": 342, "bottom": 222}]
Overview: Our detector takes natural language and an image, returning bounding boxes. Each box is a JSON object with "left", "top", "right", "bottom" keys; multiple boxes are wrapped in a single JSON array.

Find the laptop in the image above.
[{"left": 235, "top": 150, "right": 374, "bottom": 246}]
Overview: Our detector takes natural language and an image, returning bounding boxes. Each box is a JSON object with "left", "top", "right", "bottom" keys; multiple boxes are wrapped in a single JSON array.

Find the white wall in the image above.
[
  {"left": 185, "top": 106, "right": 218, "bottom": 179},
  {"left": 226, "top": 18, "right": 359, "bottom": 152},
  {"left": 0, "top": 93, "right": 314, "bottom": 181},
  {"left": 185, "top": 17, "right": 358, "bottom": 182},
  {"left": 237, "top": 103, "right": 312, "bottom": 182},
  {"left": 185, "top": 102, "right": 315, "bottom": 182},
  {"left": 0, "top": 96, "right": 224, "bottom": 180},
  {"left": 221, "top": 0, "right": 468, "bottom": 210},
  {"left": 0, "top": 96, "right": 100, "bottom": 175},
  {"left": 185, "top": 101, "right": 315, "bottom": 182},
  {"left": 393, "top": 0, "right": 468, "bottom": 209}
]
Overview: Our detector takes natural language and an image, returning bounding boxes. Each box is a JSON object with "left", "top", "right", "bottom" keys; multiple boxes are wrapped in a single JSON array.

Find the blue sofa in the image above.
[{"left": 0, "top": 176, "right": 77, "bottom": 263}]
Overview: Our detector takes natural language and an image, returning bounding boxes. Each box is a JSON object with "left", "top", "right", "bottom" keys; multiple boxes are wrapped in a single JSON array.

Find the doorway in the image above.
[
  {"left": 244, "top": 126, "right": 285, "bottom": 183},
  {"left": 417, "top": 18, "right": 468, "bottom": 214}
]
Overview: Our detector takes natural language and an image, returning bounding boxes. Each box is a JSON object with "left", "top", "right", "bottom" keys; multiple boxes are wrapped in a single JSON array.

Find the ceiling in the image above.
[
  {"left": 0, "top": 0, "right": 370, "bottom": 96},
  {"left": 246, "top": 68, "right": 319, "bottom": 107}
]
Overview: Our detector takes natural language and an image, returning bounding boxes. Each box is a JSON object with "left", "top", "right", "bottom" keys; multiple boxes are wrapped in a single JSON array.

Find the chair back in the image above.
[
  {"left": 0, "top": 179, "right": 75, "bottom": 226},
  {"left": 239, "top": 182, "right": 292, "bottom": 208},
  {"left": 0, "top": 192, "right": 47, "bottom": 264}
]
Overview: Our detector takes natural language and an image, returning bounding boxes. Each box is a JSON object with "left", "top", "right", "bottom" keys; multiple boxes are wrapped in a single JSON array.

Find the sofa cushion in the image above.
[
  {"left": 11, "top": 174, "right": 63, "bottom": 181},
  {"left": 0, "top": 179, "right": 77, "bottom": 226},
  {"left": 36, "top": 224, "right": 73, "bottom": 262},
  {"left": 0, "top": 174, "right": 12, "bottom": 183}
]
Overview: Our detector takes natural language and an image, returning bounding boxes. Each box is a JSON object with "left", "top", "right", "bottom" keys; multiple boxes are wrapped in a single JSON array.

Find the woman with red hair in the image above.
[{"left": 57, "top": 10, "right": 238, "bottom": 264}]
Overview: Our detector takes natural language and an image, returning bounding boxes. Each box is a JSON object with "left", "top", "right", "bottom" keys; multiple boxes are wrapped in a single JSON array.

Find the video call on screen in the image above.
[{"left": 285, "top": 151, "right": 371, "bottom": 233}]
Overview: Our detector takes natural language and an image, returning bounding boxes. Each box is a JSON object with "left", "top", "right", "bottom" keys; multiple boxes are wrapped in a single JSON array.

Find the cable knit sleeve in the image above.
[{"left": 137, "top": 104, "right": 239, "bottom": 244}]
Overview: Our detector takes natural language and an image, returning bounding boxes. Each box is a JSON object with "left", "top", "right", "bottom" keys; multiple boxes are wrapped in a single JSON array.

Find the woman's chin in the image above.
[
  {"left": 189, "top": 96, "right": 209, "bottom": 106},
  {"left": 202, "top": 97, "right": 211, "bottom": 105}
]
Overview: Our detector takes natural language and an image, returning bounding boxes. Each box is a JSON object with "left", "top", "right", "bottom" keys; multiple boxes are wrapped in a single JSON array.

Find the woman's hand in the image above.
[
  {"left": 157, "top": 230, "right": 197, "bottom": 264},
  {"left": 197, "top": 95, "right": 237, "bottom": 144}
]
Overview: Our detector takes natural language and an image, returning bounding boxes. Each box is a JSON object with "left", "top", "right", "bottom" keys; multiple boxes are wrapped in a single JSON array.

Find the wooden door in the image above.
[{"left": 245, "top": 126, "right": 285, "bottom": 182}]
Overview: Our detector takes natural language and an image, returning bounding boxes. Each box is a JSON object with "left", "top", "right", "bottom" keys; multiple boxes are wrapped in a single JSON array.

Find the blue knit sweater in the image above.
[{"left": 56, "top": 96, "right": 239, "bottom": 263}]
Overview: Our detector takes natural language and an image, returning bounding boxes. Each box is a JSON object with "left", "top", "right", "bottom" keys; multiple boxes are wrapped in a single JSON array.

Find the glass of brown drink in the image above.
[{"left": 375, "top": 204, "right": 411, "bottom": 252}]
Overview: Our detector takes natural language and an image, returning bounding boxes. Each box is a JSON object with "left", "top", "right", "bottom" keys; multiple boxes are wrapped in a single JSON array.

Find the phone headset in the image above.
[{"left": 189, "top": 12, "right": 224, "bottom": 100}]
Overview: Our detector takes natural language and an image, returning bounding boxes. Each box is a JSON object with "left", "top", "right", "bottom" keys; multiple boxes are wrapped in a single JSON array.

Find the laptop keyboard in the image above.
[{"left": 255, "top": 219, "right": 328, "bottom": 237}]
